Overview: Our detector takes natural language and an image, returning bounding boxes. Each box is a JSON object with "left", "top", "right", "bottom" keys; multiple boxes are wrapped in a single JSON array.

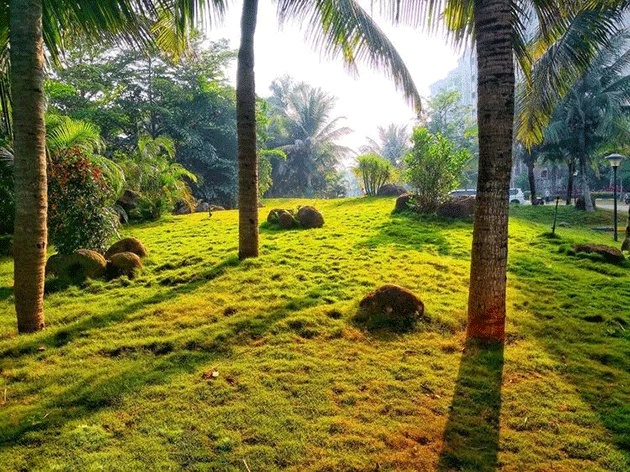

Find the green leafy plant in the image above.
[
  {"left": 404, "top": 127, "right": 470, "bottom": 213},
  {"left": 353, "top": 154, "right": 392, "bottom": 196},
  {"left": 48, "top": 148, "right": 119, "bottom": 254}
]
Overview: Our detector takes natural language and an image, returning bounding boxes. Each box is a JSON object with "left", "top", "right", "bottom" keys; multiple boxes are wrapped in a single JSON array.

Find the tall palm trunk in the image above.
[
  {"left": 11, "top": 0, "right": 47, "bottom": 333},
  {"left": 467, "top": 0, "right": 514, "bottom": 344},
  {"left": 237, "top": 0, "right": 259, "bottom": 259}
]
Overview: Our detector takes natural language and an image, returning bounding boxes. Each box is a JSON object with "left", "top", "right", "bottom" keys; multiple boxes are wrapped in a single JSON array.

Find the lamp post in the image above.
[{"left": 606, "top": 154, "right": 624, "bottom": 241}]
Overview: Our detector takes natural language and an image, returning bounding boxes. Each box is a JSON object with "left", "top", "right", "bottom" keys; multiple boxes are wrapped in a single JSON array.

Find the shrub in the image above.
[
  {"left": 48, "top": 148, "right": 119, "bottom": 254},
  {"left": 353, "top": 154, "right": 392, "bottom": 196},
  {"left": 0, "top": 152, "right": 13, "bottom": 235},
  {"left": 404, "top": 127, "right": 470, "bottom": 213}
]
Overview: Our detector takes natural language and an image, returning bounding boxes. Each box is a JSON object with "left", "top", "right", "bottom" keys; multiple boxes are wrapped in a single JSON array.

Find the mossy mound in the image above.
[
  {"left": 437, "top": 196, "right": 475, "bottom": 219},
  {"left": 49, "top": 249, "right": 107, "bottom": 284},
  {"left": 296, "top": 206, "right": 324, "bottom": 228},
  {"left": 357, "top": 284, "right": 426, "bottom": 331},
  {"left": 107, "top": 252, "right": 143, "bottom": 279},
  {"left": 105, "top": 237, "right": 148, "bottom": 260},
  {"left": 573, "top": 243, "right": 624, "bottom": 265}
]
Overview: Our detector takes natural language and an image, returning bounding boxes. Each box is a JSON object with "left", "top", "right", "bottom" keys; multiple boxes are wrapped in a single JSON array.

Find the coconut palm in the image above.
[
  {"left": 361, "top": 123, "right": 410, "bottom": 167},
  {"left": 269, "top": 82, "right": 352, "bottom": 196},
  {"left": 536, "top": 32, "right": 630, "bottom": 212},
  {"left": 5, "top": 0, "right": 213, "bottom": 333},
  {"left": 381, "top": 0, "right": 628, "bottom": 343}
]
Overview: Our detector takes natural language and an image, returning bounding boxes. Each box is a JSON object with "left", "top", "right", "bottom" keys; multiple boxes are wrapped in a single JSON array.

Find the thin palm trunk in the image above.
[
  {"left": 526, "top": 151, "right": 536, "bottom": 203},
  {"left": 11, "top": 0, "right": 47, "bottom": 333},
  {"left": 467, "top": 0, "right": 514, "bottom": 344},
  {"left": 237, "top": 0, "right": 259, "bottom": 259},
  {"left": 566, "top": 159, "right": 575, "bottom": 205}
]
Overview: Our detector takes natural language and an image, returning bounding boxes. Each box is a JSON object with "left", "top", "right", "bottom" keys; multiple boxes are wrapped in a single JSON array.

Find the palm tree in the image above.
[
  {"left": 236, "top": 0, "right": 422, "bottom": 258},
  {"left": 5, "top": 0, "right": 211, "bottom": 333},
  {"left": 11, "top": 0, "right": 47, "bottom": 333},
  {"left": 384, "top": 1, "right": 627, "bottom": 343},
  {"left": 362, "top": 123, "right": 410, "bottom": 167},
  {"left": 539, "top": 32, "right": 630, "bottom": 212},
  {"left": 268, "top": 82, "right": 352, "bottom": 196}
]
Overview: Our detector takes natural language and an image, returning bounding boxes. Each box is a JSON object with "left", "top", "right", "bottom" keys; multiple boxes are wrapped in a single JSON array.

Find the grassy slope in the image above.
[{"left": 0, "top": 198, "right": 628, "bottom": 471}]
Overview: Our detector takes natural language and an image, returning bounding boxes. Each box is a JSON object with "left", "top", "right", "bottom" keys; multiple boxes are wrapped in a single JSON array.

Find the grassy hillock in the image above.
[{"left": 0, "top": 198, "right": 629, "bottom": 471}]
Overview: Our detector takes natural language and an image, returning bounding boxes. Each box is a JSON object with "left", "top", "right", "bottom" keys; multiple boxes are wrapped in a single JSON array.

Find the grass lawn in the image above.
[{"left": 0, "top": 198, "right": 629, "bottom": 471}]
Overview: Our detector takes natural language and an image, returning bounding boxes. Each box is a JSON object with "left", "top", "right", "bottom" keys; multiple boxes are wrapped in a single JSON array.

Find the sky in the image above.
[{"left": 204, "top": 0, "right": 461, "bottom": 153}]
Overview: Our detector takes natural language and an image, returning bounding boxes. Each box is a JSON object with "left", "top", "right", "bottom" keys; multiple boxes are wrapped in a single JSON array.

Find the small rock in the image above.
[
  {"left": 437, "top": 196, "right": 475, "bottom": 219},
  {"left": 278, "top": 212, "right": 296, "bottom": 229},
  {"left": 377, "top": 184, "right": 406, "bottom": 197},
  {"left": 105, "top": 237, "right": 148, "bottom": 259},
  {"left": 573, "top": 243, "right": 624, "bottom": 264},
  {"left": 296, "top": 206, "right": 324, "bottom": 228},
  {"left": 394, "top": 194, "right": 414, "bottom": 212},
  {"left": 107, "top": 252, "right": 143, "bottom": 279},
  {"left": 558, "top": 222, "right": 570, "bottom": 228},
  {"left": 358, "top": 284, "right": 426, "bottom": 331},
  {"left": 267, "top": 208, "right": 290, "bottom": 224},
  {"left": 195, "top": 202, "right": 210, "bottom": 212}
]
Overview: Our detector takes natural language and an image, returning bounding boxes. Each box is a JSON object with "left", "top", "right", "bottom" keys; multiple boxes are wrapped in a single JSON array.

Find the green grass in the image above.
[{"left": 0, "top": 198, "right": 629, "bottom": 471}]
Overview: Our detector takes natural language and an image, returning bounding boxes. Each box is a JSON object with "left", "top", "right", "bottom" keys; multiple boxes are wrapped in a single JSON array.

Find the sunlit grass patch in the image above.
[{"left": 0, "top": 197, "right": 629, "bottom": 470}]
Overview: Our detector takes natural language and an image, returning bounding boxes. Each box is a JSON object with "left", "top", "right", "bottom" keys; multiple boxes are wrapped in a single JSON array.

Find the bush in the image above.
[
  {"left": 48, "top": 148, "right": 119, "bottom": 254},
  {"left": 404, "top": 127, "right": 469, "bottom": 213},
  {"left": 0, "top": 153, "right": 13, "bottom": 235},
  {"left": 353, "top": 154, "right": 392, "bottom": 196}
]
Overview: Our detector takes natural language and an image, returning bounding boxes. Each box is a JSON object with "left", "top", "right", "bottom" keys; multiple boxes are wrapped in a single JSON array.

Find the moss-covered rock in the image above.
[
  {"left": 51, "top": 249, "right": 107, "bottom": 283},
  {"left": 573, "top": 243, "right": 624, "bottom": 264},
  {"left": 296, "top": 206, "right": 324, "bottom": 228},
  {"left": 105, "top": 237, "right": 148, "bottom": 260},
  {"left": 394, "top": 194, "right": 414, "bottom": 213},
  {"left": 267, "top": 208, "right": 290, "bottom": 223},
  {"left": 437, "top": 196, "right": 475, "bottom": 219},
  {"left": 357, "top": 284, "right": 426, "bottom": 331},
  {"left": 107, "top": 252, "right": 143, "bottom": 279},
  {"left": 278, "top": 212, "right": 296, "bottom": 229}
]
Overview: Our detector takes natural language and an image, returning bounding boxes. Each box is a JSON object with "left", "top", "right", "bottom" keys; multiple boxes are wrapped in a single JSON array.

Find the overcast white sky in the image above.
[{"left": 205, "top": 0, "right": 460, "bottom": 152}]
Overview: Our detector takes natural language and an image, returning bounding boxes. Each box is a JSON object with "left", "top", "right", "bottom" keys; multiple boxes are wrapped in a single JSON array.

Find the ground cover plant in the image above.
[{"left": 0, "top": 197, "right": 629, "bottom": 471}]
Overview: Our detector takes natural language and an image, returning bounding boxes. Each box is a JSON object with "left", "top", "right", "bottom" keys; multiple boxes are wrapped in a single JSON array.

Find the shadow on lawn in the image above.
[
  {"left": 0, "top": 291, "right": 305, "bottom": 447},
  {"left": 0, "top": 286, "right": 11, "bottom": 301},
  {"left": 0, "top": 255, "right": 241, "bottom": 358},
  {"left": 438, "top": 342, "right": 504, "bottom": 472}
]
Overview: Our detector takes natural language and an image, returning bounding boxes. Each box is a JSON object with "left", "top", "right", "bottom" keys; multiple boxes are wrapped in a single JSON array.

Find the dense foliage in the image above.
[
  {"left": 48, "top": 148, "right": 119, "bottom": 254},
  {"left": 404, "top": 127, "right": 470, "bottom": 213},
  {"left": 47, "top": 39, "right": 240, "bottom": 208}
]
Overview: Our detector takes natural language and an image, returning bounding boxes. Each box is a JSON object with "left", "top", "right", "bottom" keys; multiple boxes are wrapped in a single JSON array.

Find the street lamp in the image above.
[{"left": 606, "top": 153, "right": 624, "bottom": 241}]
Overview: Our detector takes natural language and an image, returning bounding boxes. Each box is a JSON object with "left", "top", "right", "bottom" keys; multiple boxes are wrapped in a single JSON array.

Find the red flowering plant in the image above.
[{"left": 47, "top": 147, "right": 119, "bottom": 254}]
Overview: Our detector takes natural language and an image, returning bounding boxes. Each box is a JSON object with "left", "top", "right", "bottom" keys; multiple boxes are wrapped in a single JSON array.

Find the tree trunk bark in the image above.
[
  {"left": 580, "top": 156, "right": 594, "bottom": 212},
  {"left": 526, "top": 151, "right": 536, "bottom": 203},
  {"left": 11, "top": 0, "right": 47, "bottom": 333},
  {"left": 237, "top": 0, "right": 259, "bottom": 259},
  {"left": 467, "top": 0, "right": 514, "bottom": 344},
  {"left": 566, "top": 159, "right": 574, "bottom": 205}
]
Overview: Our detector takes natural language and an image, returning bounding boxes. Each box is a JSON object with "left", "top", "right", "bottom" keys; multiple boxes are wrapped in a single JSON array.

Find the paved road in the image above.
[{"left": 596, "top": 199, "right": 629, "bottom": 214}]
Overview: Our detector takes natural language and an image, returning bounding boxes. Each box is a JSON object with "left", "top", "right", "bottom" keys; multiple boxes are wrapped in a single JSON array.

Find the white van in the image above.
[{"left": 509, "top": 188, "right": 525, "bottom": 204}]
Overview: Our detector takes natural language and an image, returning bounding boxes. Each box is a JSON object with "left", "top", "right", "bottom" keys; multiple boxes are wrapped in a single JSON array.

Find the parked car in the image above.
[
  {"left": 449, "top": 189, "right": 477, "bottom": 198},
  {"left": 509, "top": 188, "right": 526, "bottom": 204}
]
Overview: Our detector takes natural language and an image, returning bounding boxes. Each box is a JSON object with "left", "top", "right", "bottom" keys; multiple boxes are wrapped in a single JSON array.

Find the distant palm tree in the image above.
[
  {"left": 268, "top": 82, "right": 352, "bottom": 196},
  {"left": 362, "top": 123, "right": 410, "bottom": 167}
]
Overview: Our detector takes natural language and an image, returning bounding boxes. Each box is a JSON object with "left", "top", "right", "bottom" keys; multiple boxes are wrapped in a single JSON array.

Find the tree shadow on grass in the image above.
[
  {"left": 0, "top": 255, "right": 241, "bottom": 358},
  {"left": 438, "top": 342, "right": 504, "bottom": 472},
  {"left": 356, "top": 214, "right": 456, "bottom": 255},
  {"left": 0, "top": 293, "right": 309, "bottom": 447},
  {"left": 0, "top": 286, "right": 11, "bottom": 301}
]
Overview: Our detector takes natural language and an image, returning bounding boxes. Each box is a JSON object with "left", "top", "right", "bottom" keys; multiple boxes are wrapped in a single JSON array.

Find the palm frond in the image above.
[{"left": 276, "top": 0, "right": 422, "bottom": 112}]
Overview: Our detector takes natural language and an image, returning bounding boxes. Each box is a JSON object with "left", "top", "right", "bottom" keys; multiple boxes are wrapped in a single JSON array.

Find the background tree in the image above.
[
  {"left": 361, "top": 123, "right": 410, "bottom": 167},
  {"left": 404, "top": 127, "right": 469, "bottom": 212},
  {"left": 266, "top": 79, "right": 352, "bottom": 197}
]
